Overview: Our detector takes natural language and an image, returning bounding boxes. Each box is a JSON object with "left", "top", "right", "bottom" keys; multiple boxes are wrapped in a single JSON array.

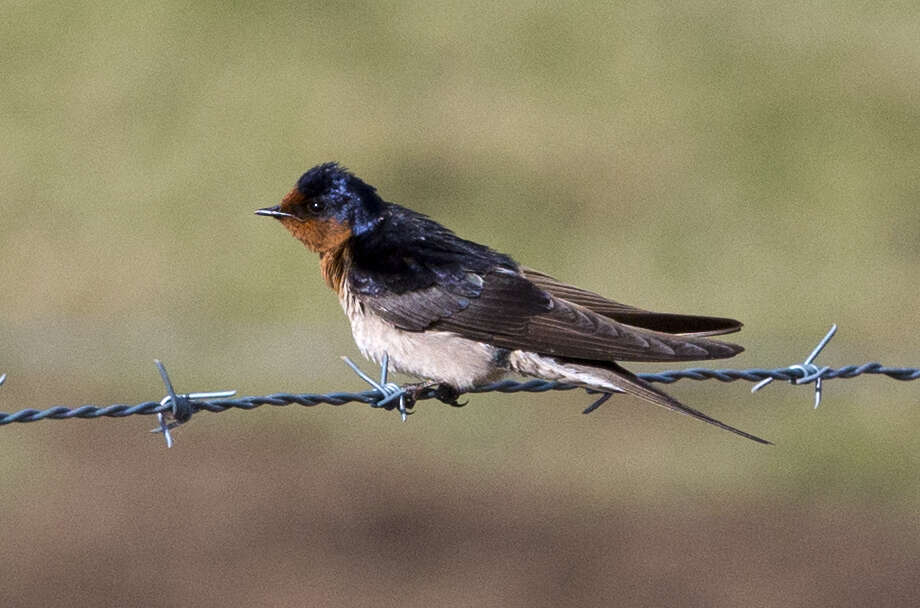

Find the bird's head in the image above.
[{"left": 256, "top": 162, "right": 385, "bottom": 254}]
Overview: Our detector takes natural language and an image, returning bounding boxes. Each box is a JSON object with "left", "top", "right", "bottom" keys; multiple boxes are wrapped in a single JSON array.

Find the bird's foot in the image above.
[
  {"left": 431, "top": 383, "right": 468, "bottom": 408},
  {"left": 397, "top": 382, "right": 434, "bottom": 413},
  {"left": 398, "top": 382, "right": 468, "bottom": 410},
  {"left": 340, "top": 357, "right": 469, "bottom": 420}
]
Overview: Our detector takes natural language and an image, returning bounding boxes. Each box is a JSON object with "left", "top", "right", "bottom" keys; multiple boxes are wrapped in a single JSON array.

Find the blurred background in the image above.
[{"left": 2, "top": 1, "right": 919, "bottom": 606}]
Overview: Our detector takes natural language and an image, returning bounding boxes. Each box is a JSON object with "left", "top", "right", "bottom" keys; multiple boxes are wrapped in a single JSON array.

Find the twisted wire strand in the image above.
[{"left": 1, "top": 362, "right": 916, "bottom": 427}]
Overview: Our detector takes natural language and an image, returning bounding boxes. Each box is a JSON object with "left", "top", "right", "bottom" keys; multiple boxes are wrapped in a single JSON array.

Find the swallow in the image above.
[{"left": 257, "top": 163, "right": 769, "bottom": 444}]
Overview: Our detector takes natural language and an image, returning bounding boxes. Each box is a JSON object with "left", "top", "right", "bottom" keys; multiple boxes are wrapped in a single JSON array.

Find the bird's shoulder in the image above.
[
  {"left": 343, "top": 203, "right": 551, "bottom": 331},
  {"left": 346, "top": 202, "right": 517, "bottom": 296}
]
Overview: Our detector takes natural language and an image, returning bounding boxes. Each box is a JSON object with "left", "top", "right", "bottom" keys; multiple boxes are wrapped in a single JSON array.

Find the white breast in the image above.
[{"left": 340, "top": 286, "right": 505, "bottom": 389}]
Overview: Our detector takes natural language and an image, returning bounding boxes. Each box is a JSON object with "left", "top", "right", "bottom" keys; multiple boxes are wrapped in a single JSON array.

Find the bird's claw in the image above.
[
  {"left": 397, "top": 383, "right": 432, "bottom": 413},
  {"left": 398, "top": 382, "right": 468, "bottom": 409},
  {"left": 432, "top": 383, "right": 468, "bottom": 407},
  {"left": 342, "top": 355, "right": 469, "bottom": 419}
]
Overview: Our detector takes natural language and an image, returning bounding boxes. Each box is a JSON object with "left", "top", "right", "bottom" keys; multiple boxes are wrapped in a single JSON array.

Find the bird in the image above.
[{"left": 256, "top": 162, "right": 769, "bottom": 444}]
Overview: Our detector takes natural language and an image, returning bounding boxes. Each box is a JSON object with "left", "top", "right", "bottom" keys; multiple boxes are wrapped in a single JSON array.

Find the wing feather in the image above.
[
  {"left": 353, "top": 267, "right": 743, "bottom": 363},
  {"left": 522, "top": 268, "right": 742, "bottom": 337}
]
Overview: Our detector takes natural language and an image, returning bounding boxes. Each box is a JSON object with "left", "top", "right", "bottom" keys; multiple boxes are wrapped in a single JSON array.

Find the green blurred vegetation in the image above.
[{"left": 2, "top": 2, "right": 919, "bottom": 606}]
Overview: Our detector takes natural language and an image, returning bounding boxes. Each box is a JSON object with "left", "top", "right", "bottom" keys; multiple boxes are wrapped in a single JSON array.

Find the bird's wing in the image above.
[
  {"left": 521, "top": 268, "right": 742, "bottom": 337},
  {"left": 354, "top": 267, "right": 743, "bottom": 363}
]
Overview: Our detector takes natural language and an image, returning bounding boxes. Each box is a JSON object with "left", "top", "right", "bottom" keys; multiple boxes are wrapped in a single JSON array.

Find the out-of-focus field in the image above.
[{"left": 2, "top": 2, "right": 919, "bottom": 606}]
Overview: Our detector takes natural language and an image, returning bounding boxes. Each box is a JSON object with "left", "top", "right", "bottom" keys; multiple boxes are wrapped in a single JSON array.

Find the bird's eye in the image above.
[{"left": 292, "top": 199, "right": 325, "bottom": 220}]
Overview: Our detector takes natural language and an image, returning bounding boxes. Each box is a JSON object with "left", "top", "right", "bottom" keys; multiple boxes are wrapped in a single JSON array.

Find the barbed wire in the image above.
[{"left": 0, "top": 325, "right": 917, "bottom": 446}]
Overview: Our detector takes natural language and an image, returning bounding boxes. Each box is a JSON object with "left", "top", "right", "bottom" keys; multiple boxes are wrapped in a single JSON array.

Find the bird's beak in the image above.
[{"left": 255, "top": 205, "right": 296, "bottom": 220}]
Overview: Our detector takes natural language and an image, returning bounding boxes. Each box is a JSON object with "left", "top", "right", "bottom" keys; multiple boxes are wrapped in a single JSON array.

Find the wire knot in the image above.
[
  {"left": 151, "top": 360, "right": 236, "bottom": 447},
  {"left": 342, "top": 353, "right": 412, "bottom": 420},
  {"left": 165, "top": 394, "right": 195, "bottom": 423},
  {"left": 787, "top": 363, "right": 831, "bottom": 385},
  {"left": 752, "top": 324, "right": 837, "bottom": 408}
]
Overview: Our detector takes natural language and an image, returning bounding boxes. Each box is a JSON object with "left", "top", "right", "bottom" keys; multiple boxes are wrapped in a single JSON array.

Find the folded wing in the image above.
[
  {"left": 522, "top": 268, "right": 742, "bottom": 337},
  {"left": 355, "top": 267, "right": 743, "bottom": 363}
]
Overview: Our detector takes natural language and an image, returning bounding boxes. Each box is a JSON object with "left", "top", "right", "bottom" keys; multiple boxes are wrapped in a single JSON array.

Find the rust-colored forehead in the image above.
[{"left": 279, "top": 188, "right": 305, "bottom": 210}]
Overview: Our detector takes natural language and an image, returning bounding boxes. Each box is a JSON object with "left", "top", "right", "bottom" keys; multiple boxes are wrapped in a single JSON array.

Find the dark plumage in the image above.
[{"left": 257, "top": 163, "right": 769, "bottom": 444}]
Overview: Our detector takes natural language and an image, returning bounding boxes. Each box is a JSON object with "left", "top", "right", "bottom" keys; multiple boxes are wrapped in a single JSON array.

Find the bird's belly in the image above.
[{"left": 341, "top": 295, "right": 504, "bottom": 389}]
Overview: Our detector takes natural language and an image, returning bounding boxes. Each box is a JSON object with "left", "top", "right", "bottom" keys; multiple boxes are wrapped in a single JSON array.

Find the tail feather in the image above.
[
  {"left": 599, "top": 363, "right": 772, "bottom": 444},
  {"left": 545, "top": 356, "right": 772, "bottom": 445}
]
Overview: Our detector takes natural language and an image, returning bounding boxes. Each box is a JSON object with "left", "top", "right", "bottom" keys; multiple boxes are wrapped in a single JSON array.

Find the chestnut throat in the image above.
[{"left": 319, "top": 242, "right": 351, "bottom": 294}]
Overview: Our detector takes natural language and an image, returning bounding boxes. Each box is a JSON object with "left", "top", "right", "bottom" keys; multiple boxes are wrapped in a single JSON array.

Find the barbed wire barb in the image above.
[
  {"left": 751, "top": 324, "right": 837, "bottom": 408},
  {"left": 149, "top": 360, "right": 237, "bottom": 448},
  {"left": 341, "top": 353, "right": 410, "bottom": 420}
]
